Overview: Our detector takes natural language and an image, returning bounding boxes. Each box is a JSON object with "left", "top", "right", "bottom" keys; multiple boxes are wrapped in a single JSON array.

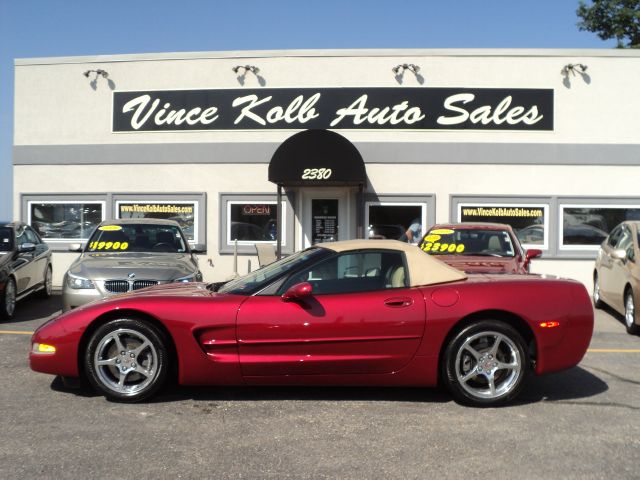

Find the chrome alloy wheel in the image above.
[
  {"left": 5, "top": 279, "right": 16, "bottom": 317},
  {"left": 93, "top": 328, "right": 159, "bottom": 397},
  {"left": 625, "top": 293, "right": 635, "bottom": 330},
  {"left": 593, "top": 278, "right": 601, "bottom": 306},
  {"left": 454, "top": 331, "right": 522, "bottom": 400},
  {"left": 44, "top": 267, "right": 52, "bottom": 296}
]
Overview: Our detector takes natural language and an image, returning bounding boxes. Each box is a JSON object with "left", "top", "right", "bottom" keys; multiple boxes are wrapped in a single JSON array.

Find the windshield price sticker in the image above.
[
  {"left": 301, "top": 168, "right": 332, "bottom": 180},
  {"left": 421, "top": 242, "right": 465, "bottom": 254},
  {"left": 88, "top": 241, "right": 129, "bottom": 251},
  {"left": 98, "top": 225, "right": 123, "bottom": 231}
]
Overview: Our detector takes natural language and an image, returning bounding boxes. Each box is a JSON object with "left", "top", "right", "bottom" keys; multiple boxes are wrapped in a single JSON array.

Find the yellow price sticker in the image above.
[
  {"left": 98, "top": 225, "right": 122, "bottom": 231},
  {"left": 421, "top": 242, "right": 465, "bottom": 254}
]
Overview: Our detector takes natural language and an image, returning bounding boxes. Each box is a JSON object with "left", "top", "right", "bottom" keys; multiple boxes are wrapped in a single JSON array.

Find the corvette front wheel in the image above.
[
  {"left": 443, "top": 320, "right": 528, "bottom": 407},
  {"left": 85, "top": 318, "right": 168, "bottom": 402}
]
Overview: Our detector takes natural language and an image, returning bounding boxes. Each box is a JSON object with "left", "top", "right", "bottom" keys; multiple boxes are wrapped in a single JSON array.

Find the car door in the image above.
[
  {"left": 599, "top": 224, "right": 623, "bottom": 303},
  {"left": 236, "top": 250, "right": 426, "bottom": 377},
  {"left": 24, "top": 226, "right": 49, "bottom": 289},
  {"left": 608, "top": 225, "right": 633, "bottom": 311},
  {"left": 12, "top": 225, "right": 38, "bottom": 294}
]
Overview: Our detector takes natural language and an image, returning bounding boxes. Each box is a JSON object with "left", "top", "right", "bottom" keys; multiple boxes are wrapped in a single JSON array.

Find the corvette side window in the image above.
[{"left": 281, "top": 251, "right": 406, "bottom": 295}]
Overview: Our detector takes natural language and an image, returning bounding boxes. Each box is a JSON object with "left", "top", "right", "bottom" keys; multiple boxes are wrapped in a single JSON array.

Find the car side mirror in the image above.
[
  {"left": 68, "top": 243, "right": 83, "bottom": 252},
  {"left": 18, "top": 242, "right": 36, "bottom": 253},
  {"left": 612, "top": 249, "right": 628, "bottom": 261},
  {"left": 525, "top": 249, "right": 542, "bottom": 261},
  {"left": 281, "top": 282, "right": 313, "bottom": 302},
  {"left": 190, "top": 243, "right": 207, "bottom": 253}
]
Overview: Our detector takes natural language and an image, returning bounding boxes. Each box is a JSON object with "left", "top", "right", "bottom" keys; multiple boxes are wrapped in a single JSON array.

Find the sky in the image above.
[{"left": 0, "top": 0, "right": 617, "bottom": 221}]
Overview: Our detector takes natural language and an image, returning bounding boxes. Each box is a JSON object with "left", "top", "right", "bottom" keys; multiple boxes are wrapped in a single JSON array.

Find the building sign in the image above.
[
  {"left": 113, "top": 88, "right": 553, "bottom": 132},
  {"left": 116, "top": 201, "right": 197, "bottom": 241}
]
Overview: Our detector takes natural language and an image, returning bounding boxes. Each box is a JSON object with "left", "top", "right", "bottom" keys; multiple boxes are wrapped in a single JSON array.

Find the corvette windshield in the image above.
[
  {"left": 218, "top": 247, "right": 327, "bottom": 295},
  {"left": 420, "top": 228, "right": 516, "bottom": 257},
  {"left": 85, "top": 224, "right": 188, "bottom": 253}
]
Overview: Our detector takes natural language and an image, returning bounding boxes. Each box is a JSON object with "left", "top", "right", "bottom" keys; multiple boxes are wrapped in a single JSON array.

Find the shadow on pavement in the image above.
[
  {"left": 11, "top": 293, "right": 63, "bottom": 324},
  {"left": 516, "top": 366, "right": 608, "bottom": 404},
  {"left": 50, "top": 365, "right": 608, "bottom": 408}
]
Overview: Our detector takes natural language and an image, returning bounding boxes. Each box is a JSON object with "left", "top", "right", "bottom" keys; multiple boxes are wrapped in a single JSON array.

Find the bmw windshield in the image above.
[{"left": 85, "top": 224, "right": 188, "bottom": 254}]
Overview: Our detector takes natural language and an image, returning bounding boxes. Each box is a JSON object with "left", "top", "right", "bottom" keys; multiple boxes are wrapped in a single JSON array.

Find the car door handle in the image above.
[{"left": 384, "top": 297, "right": 413, "bottom": 308}]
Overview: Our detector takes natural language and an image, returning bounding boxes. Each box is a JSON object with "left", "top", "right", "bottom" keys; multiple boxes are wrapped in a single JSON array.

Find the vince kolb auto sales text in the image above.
[{"left": 113, "top": 88, "right": 553, "bottom": 132}]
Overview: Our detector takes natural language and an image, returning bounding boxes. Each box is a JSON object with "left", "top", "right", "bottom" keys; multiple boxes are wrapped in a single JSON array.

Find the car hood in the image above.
[
  {"left": 69, "top": 252, "right": 197, "bottom": 281},
  {"left": 436, "top": 255, "right": 519, "bottom": 274},
  {"left": 0, "top": 252, "right": 12, "bottom": 268}
]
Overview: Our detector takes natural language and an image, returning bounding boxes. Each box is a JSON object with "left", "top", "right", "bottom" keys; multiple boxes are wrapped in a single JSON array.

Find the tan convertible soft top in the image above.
[{"left": 318, "top": 239, "right": 467, "bottom": 287}]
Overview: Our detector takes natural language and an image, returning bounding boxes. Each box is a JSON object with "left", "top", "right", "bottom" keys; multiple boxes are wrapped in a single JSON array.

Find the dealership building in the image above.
[{"left": 12, "top": 48, "right": 640, "bottom": 288}]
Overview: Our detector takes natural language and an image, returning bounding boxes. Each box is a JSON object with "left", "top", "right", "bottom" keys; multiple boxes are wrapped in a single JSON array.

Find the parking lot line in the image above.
[
  {"left": 0, "top": 330, "right": 34, "bottom": 335},
  {"left": 587, "top": 348, "right": 640, "bottom": 353}
]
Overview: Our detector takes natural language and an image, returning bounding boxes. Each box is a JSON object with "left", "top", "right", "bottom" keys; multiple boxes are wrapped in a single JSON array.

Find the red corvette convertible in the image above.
[{"left": 30, "top": 240, "right": 593, "bottom": 407}]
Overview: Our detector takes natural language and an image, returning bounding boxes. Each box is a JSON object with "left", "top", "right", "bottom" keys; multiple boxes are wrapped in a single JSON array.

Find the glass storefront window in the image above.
[
  {"left": 366, "top": 203, "right": 425, "bottom": 244},
  {"left": 116, "top": 201, "right": 198, "bottom": 242},
  {"left": 457, "top": 203, "right": 549, "bottom": 250},
  {"left": 560, "top": 205, "right": 640, "bottom": 249},
  {"left": 227, "top": 201, "right": 282, "bottom": 244},
  {"left": 28, "top": 201, "right": 104, "bottom": 241}
]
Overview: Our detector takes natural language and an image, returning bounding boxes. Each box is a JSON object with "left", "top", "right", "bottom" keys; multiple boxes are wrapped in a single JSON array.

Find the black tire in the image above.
[
  {"left": 0, "top": 277, "right": 17, "bottom": 321},
  {"left": 442, "top": 320, "right": 528, "bottom": 407},
  {"left": 593, "top": 273, "right": 604, "bottom": 309},
  {"left": 84, "top": 318, "right": 168, "bottom": 402},
  {"left": 38, "top": 265, "right": 53, "bottom": 299},
  {"left": 624, "top": 290, "right": 640, "bottom": 336}
]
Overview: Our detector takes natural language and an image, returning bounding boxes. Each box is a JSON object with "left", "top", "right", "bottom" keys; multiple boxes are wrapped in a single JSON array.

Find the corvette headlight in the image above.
[
  {"left": 32, "top": 343, "right": 56, "bottom": 354},
  {"left": 66, "top": 273, "right": 95, "bottom": 290},
  {"left": 174, "top": 272, "right": 199, "bottom": 283}
]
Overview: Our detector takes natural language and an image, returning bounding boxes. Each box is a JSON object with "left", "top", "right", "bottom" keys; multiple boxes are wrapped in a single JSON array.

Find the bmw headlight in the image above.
[{"left": 66, "top": 273, "right": 95, "bottom": 290}]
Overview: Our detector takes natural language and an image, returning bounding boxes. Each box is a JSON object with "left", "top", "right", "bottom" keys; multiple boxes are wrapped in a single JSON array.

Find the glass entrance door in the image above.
[
  {"left": 311, "top": 199, "right": 339, "bottom": 244},
  {"left": 301, "top": 188, "right": 351, "bottom": 249}
]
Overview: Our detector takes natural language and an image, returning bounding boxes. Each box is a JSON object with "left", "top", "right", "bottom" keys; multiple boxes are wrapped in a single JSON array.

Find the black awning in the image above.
[{"left": 268, "top": 129, "right": 366, "bottom": 186}]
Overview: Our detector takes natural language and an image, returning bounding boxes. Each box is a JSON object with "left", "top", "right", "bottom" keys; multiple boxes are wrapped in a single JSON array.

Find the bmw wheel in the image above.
[
  {"left": 85, "top": 318, "right": 168, "bottom": 402},
  {"left": 624, "top": 290, "right": 640, "bottom": 335},
  {"left": 443, "top": 320, "right": 528, "bottom": 407},
  {"left": 0, "top": 277, "right": 17, "bottom": 321}
]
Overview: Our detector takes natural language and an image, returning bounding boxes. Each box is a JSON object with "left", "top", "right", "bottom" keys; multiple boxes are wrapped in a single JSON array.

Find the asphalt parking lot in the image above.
[{"left": 1, "top": 294, "right": 639, "bottom": 479}]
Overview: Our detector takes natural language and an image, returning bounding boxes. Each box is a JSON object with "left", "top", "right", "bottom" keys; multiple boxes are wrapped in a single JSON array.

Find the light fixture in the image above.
[
  {"left": 83, "top": 69, "right": 109, "bottom": 79},
  {"left": 232, "top": 65, "right": 260, "bottom": 75},
  {"left": 392, "top": 63, "right": 420, "bottom": 76},
  {"left": 561, "top": 63, "right": 588, "bottom": 76}
]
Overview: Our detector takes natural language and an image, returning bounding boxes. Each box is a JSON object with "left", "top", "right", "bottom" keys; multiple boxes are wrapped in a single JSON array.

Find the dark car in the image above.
[
  {"left": 0, "top": 221, "right": 53, "bottom": 320},
  {"left": 419, "top": 223, "right": 542, "bottom": 274}
]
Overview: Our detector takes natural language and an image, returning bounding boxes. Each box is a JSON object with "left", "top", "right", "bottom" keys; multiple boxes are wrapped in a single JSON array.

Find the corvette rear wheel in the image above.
[
  {"left": 443, "top": 320, "right": 528, "bottom": 407},
  {"left": 624, "top": 290, "right": 640, "bottom": 335},
  {"left": 85, "top": 319, "right": 168, "bottom": 402}
]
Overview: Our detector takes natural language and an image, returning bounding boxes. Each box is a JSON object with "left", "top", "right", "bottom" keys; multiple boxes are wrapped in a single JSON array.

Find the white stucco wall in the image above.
[{"left": 12, "top": 49, "right": 640, "bottom": 290}]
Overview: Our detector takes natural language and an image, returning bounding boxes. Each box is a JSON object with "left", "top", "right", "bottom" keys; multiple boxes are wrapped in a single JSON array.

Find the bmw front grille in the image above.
[{"left": 104, "top": 280, "right": 159, "bottom": 293}]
